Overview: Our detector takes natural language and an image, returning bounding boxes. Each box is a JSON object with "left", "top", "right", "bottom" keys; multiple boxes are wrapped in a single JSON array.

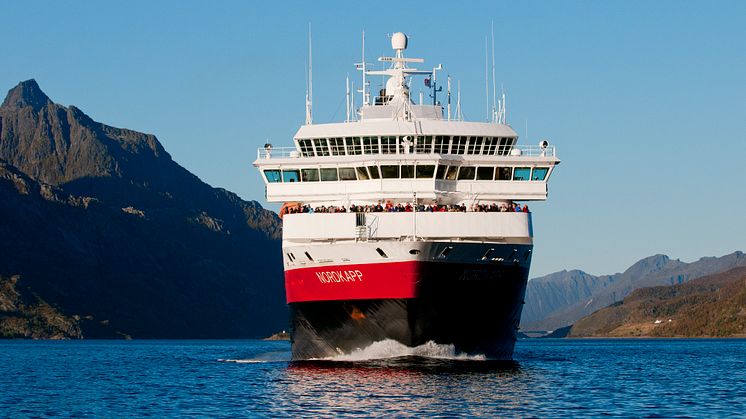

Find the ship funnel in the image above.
[{"left": 391, "top": 32, "right": 408, "bottom": 50}]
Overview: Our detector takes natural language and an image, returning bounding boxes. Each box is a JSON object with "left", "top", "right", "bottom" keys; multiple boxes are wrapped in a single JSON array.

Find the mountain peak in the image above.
[{"left": 2, "top": 79, "right": 51, "bottom": 111}]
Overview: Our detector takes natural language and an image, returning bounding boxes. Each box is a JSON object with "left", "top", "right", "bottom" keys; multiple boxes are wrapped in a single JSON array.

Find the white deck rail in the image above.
[{"left": 257, "top": 144, "right": 556, "bottom": 160}]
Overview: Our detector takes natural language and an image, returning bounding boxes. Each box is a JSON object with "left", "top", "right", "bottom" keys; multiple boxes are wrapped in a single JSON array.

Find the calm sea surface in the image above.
[{"left": 1, "top": 338, "right": 744, "bottom": 417}]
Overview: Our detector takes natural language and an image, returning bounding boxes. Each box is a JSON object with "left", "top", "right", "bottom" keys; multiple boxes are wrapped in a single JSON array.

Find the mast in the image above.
[
  {"left": 485, "top": 35, "right": 489, "bottom": 122},
  {"left": 305, "top": 23, "right": 313, "bottom": 125}
]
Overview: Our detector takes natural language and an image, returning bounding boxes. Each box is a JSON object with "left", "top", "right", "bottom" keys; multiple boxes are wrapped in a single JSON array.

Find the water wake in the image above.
[
  {"left": 218, "top": 351, "right": 290, "bottom": 364},
  {"left": 320, "top": 339, "right": 486, "bottom": 362}
]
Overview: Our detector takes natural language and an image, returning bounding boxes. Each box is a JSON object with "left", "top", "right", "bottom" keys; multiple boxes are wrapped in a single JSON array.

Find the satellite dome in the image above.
[{"left": 391, "top": 32, "right": 408, "bottom": 50}]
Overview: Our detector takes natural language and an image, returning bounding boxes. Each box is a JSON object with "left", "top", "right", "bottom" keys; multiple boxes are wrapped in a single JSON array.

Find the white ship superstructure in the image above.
[{"left": 253, "top": 32, "right": 559, "bottom": 360}]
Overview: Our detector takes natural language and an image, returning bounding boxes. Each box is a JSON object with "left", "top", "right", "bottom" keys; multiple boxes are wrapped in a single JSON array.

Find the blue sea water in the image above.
[{"left": 1, "top": 339, "right": 744, "bottom": 417}]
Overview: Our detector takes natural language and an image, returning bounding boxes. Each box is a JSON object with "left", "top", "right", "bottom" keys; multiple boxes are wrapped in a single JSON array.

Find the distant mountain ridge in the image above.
[
  {"left": 522, "top": 251, "right": 746, "bottom": 331},
  {"left": 0, "top": 79, "right": 285, "bottom": 338},
  {"left": 568, "top": 266, "right": 746, "bottom": 337}
]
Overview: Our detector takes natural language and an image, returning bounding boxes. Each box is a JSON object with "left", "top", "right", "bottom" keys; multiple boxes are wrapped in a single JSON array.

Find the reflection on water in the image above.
[{"left": 270, "top": 357, "right": 531, "bottom": 416}]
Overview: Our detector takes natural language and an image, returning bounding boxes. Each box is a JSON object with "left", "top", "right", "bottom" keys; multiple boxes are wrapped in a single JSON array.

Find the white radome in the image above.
[{"left": 391, "top": 32, "right": 407, "bottom": 50}]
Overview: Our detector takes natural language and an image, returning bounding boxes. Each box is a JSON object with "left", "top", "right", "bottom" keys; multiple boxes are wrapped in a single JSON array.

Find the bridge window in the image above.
[
  {"left": 298, "top": 139, "right": 314, "bottom": 157},
  {"left": 339, "top": 167, "right": 357, "bottom": 181},
  {"left": 301, "top": 168, "right": 319, "bottom": 182},
  {"left": 513, "top": 167, "right": 531, "bottom": 181},
  {"left": 476, "top": 166, "right": 495, "bottom": 180},
  {"left": 496, "top": 167, "right": 512, "bottom": 180},
  {"left": 346, "top": 137, "right": 362, "bottom": 155},
  {"left": 363, "top": 136, "right": 379, "bottom": 154},
  {"left": 434, "top": 135, "right": 449, "bottom": 153},
  {"left": 452, "top": 136, "right": 467, "bottom": 154},
  {"left": 416, "top": 165, "right": 435, "bottom": 178},
  {"left": 457, "top": 166, "right": 476, "bottom": 180},
  {"left": 381, "top": 165, "right": 399, "bottom": 179},
  {"left": 467, "top": 137, "right": 484, "bottom": 154},
  {"left": 320, "top": 168, "right": 339, "bottom": 181},
  {"left": 415, "top": 136, "right": 433, "bottom": 154},
  {"left": 483, "top": 137, "right": 498, "bottom": 155},
  {"left": 356, "top": 167, "right": 370, "bottom": 180},
  {"left": 264, "top": 169, "right": 281, "bottom": 183},
  {"left": 381, "top": 136, "right": 398, "bottom": 154},
  {"left": 497, "top": 137, "right": 514, "bottom": 156},
  {"left": 436, "top": 165, "right": 448, "bottom": 179},
  {"left": 313, "top": 138, "right": 330, "bottom": 156},
  {"left": 368, "top": 165, "right": 381, "bottom": 179},
  {"left": 401, "top": 165, "right": 414, "bottom": 178},
  {"left": 445, "top": 166, "right": 458, "bottom": 180},
  {"left": 532, "top": 167, "right": 549, "bottom": 181},
  {"left": 282, "top": 169, "right": 300, "bottom": 183},
  {"left": 329, "top": 138, "right": 346, "bottom": 156}
]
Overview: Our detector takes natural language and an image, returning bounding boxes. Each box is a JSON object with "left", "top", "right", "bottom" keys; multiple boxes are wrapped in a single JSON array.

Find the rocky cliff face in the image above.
[
  {"left": 522, "top": 252, "right": 746, "bottom": 331},
  {"left": 0, "top": 80, "right": 285, "bottom": 338}
]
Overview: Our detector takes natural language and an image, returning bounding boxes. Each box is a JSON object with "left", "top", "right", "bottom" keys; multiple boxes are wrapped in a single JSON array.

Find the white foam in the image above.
[{"left": 320, "top": 339, "right": 486, "bottom": 361}]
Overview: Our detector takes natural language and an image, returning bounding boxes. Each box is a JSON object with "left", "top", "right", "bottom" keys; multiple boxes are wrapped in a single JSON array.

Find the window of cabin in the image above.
[
  {"left": 415, "top": 136, "right": 433, "bottom": 154},
  {"left": 298, "top": 139, "right": 314, "bottom": 157},
  {"left": 416, "top": 165, "right": 435, "bottom": 179},
  {"left": 356, "top": 167, "right": 370, "bottom": 180},
  {"left": 436, "top": 165, "right": 448, "bottom": 179},
  {"left": 401, "top": 165, "right": 414, "bottom": 178},
  {"left": 368, "top": 165, "right": 381, "bottom": 179},
  {"left": 496, "top": 167, "right": 512, "bottom": 180},
  {"left": 451, "top": 136, "right": 467, "bottom": 154},
  {"left": 320, "top": 168, "right": 339, "bottom": 181},
  {"left": 363, "top": 136, "right": 379, "bottom": 154},
  {"left": 497, "top": 137, "right": 514, "bottom": 156},
  {"left": 301, "top": 168, "right": 320, "bottom": 182},
  {"left": 381, "top": 136, "right": 398, "bottom": 154},
  {"left": 380, "top": 165, "right": 400, "bottom": 179},
  {"left": 264, "top": 170, "right": 282, "bottom": 183},
  {"left": 483, "top": 137, "right": 498, "bottom": 155},
  {"left": 513, "top": 167, "right": 531, "bottom": 181},
  {"left": 329, "top": 138, "right": 346, "bottom": 156},
  {"left": 445, "top": 166, "right": 459, "bottom": 180},
  {"left": 346, "top": 137, "right": 362, "bottom": 155},
  {"left": 338, "top": 167, "right": 357, "bottom": 181},
  {"left": 532, "top": 167, "right": 549, "bottom": 181},
  {"left": 457, "top": 166, "right": 476, "bottom": 180},
  {"left": 476, "top": 166, "right": 495, "bottom": 180},
  {"left": 434, "top": 135, "right": 450, "bottom": 153},
  {"left": 467, "top": 137, "right": 483, "bottom": 154},
  {"left": 313, "top": 138, "right": 330, "bottom": 156},
  {"left": 282, "top": 169, "right": 300, "bottom": 183}
]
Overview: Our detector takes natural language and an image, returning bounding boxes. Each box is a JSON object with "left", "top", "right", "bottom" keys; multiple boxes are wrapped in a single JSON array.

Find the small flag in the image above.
[{"left": 424, "top": 77, "right": 431, "bottom": 87}]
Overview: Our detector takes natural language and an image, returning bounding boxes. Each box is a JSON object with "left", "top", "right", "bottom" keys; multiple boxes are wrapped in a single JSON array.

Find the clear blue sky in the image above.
[{"left": 3, "top": 1, "right": 745, "bottom": 277}]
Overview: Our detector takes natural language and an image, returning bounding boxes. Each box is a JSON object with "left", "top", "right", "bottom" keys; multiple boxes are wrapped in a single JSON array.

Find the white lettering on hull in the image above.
[{"left": 315, "top": 270, "right": 364, "bottom": 284}]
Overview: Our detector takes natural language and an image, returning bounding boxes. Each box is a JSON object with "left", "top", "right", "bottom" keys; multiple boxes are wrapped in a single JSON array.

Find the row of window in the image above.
[
  {"left": 297, "top": 136, "right": 516, "bottom": 157},
  {"left": 264, "top": 165, "right": 549, "bottom": 183}
]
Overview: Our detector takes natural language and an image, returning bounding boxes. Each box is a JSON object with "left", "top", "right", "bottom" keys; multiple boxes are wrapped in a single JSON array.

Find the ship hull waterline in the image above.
[{"left": 285, "top": 259, "right": 529, "bottom": 361}]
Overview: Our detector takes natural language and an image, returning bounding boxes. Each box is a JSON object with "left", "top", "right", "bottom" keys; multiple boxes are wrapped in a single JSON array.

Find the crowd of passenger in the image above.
[{"left": 283, "top": 201, "right": 529, "bottom": 215}]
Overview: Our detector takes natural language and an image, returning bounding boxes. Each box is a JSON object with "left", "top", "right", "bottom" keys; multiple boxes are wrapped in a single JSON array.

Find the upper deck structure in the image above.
[{"left": 254, "top": 32, "right": 559, "bottom": 206}]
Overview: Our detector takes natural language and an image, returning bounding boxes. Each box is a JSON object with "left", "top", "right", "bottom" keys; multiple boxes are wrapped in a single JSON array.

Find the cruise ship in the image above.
[{"left": 253, "top": 32, "right": 559, "bottom": 360}]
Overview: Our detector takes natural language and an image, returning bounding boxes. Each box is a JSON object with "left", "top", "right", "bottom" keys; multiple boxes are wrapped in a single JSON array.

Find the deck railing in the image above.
[{"left": 256, "top": 144, "right": 556, "bottom": 160}]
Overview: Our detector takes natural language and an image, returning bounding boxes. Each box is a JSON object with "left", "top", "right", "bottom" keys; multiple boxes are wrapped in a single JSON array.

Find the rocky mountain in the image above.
[
  {"left": 568, "top": 267, "right": 746, "bottom": 337},
  {"left": 0, "top": 80, "right": 286, "bottom": 338},
  {"left": 522, "top": 251, "right": 746, "bottom": 331}
]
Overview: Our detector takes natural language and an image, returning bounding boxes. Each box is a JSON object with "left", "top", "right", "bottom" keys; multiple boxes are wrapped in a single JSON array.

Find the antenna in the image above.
[
  {"left": 351, "top": 80, "right": 356, "bottom": 121},
  {"left": 345, "top": 74, "right": 350, "bottom": 122},
  {"left": 362, "top": 30, "right": 368, "bottom": 107},
  {"left": 491, "top": 21, "right": 497, "bottom": 123},
  {"left": 485, "top": 35, "right": 489, "bottom": 122},
  {"left": 305, "top": 23, "right": 313, "bottom": 125},
  {"left": 447, "top": 75, "right": 452, "bottom": 121},
  {"left": 456, "top": 80, "right": 462, "bottom": 121},
  {"left": 501, "top": 87, "right": 507, "bottom": 124}
]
